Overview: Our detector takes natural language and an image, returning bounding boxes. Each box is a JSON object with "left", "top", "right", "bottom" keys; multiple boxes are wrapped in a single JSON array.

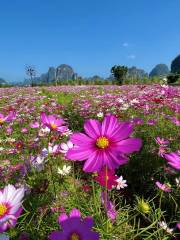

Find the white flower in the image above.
[
  {"left": 57, "top": 165, "right": 71, "bottom": 176},
  {"left": 116, "top": 176, "right": 127, "bottom": 190},
  {"left": 120, "top": 103, "right": 130, "bottom": 110},
  {"left": 158, "top": 221, "right": 173, "bottom": 234},
  {"left": 97, "top": 112, "right": 104, "bottom": 118},
  {"left": 48, "top": 144, "right": 59, "bottom": 154},
  {"left": 130, "top": 99, "right": 139, "bottom": 105},
  {"left": 38, "top": 127, "right": 50, "bottom": 136},
  {"left": 62, "top": 129, "right": 73, "bottom": 137},
  {"left": 32, "top": 155, "right": 46, "bottom": 172},
  {"left": 117, "top": 98, "right": 124, "bottom": 103},
  {"left": 175, "top": 177, "right": 180, "bottom": 187},
  {"left": 59, "top": 141, "right": 73, "bottom": 155}
]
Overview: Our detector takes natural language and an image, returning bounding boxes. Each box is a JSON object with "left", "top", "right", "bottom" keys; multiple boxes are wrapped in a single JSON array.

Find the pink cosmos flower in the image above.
[
  {"left": 21, "top": 128, "right": 28, "bottom": 134},
  {"left": 0, "top": 111, "right": 16, "bottom": 125},
  {"left": 30, "top": 121, "right": 40, "bottom": 129},
  {"left": 0, "top": 184, "right": 24, "bottom": 233},
  {"left": 155, "top": 181, "right": 171, "bottom": 192},
  {"left": 155, "top": 137, "right": 169, "bottom": 146},
  {"left": 171, "top": 117, "right": 180, "bottom": 126},
  {"left": 40, "top": 112, "right": 67, "bottom": 133},
  {"left": 95, "top": 167, "right": 118, "bottom": 190},
  {"left": 164, "top": 151, "right": 180, "bottom": 170},
  {"left": 67, "top": 115, "right": 142, "bottom": 172},
  {"left": 177, "top": 222, "right": 180, "bottom": 230},
  {"left": 6, "top": 126, "right": 13, "bottom": 135},
  {"left": 147, "top": 119, "right": 156, "bottom": 125},
  {"left": 158, "top": 146, "right": 167, "bottom": 157}
]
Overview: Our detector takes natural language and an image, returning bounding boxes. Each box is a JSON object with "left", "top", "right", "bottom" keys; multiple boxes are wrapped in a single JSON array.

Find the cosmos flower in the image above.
[
  {"left": 176, "top": 222, "right": 180, "bottom": 230},
  {"left": 116, "top": 176, "right": 127, "bottom": 190},
  {"left": 30, "top": 121, "right": 40, "bottom": 129},
  {"left": 0, "top": 184, "right": 24, "bottom": 233},
  {"left": 147, "top": 119, "right": 156, "bottom": 125},
  {"left": 175, "top": 177, "right": 180, "bottom": 187},
  {"left": 49, "top": 208, "right": 99, "bottom": 240},
  {"left": 155, "top": 137, "right": 169, "bottom": 146},
  {"left": 40, "top": 112, "right": 67, "bottom": 133},
  {"left": 31, "top": 155, "right": 47, "bottom": 172},
  {"left": 67, "top": 115, "right": 142, "bottom": 172},
  {"left": 0, "top": 111, "right": 16, "bottom": 125},
  {"left": 171, "top": 117, "right": 180, "bottom": 126},
  {"left": 155, "top": 181, "right": 171, "bottom": 192},
  {"left": 38, "top": 126, "right": 50, "bottom": 136},
  {"left": 158, "top": 221, "right": 173, "bottom": 234},
  {"left": 57, "top": 165, "right": 71, "bottom": 176},
  {"left": 59, "top": 141, "right": 74, "bottom": 156},
  {"left": 164, "top": 151, "right": 180, "bottom": 170},
  {"left": 95, "top": 167, "right": 118, "bottom": 190},
  {"left": 97, "top": 112, "right": 104, "bottom": 118},
  {"left": 42, "top": 144, "right": 60, "bottom": 156}
]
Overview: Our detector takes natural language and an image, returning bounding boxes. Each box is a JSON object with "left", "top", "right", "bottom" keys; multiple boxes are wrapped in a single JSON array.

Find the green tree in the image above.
[
  {"left": 111, "top": 65, "right": 128, "bottom": 85},
  {"left": 171, "top": 54, "right": 180, "bottom": 74}
]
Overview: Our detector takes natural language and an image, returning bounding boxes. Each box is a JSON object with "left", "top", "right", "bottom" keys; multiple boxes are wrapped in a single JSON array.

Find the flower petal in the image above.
[
  {"left": 101, "top": 115, "right": 119, "bottom": 136},
  {"left": 84, "top": 119, "right": 101, "bottom": 139},
  {"left": 66, "top": 146, "right": 95, "bottom": 161},
  {"left": 116, "top": 138, "right": 142, "bottom": 154}
]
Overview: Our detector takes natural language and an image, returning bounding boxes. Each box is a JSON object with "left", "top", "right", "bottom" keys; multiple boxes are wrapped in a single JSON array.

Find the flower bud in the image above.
[{"left": 137, "top": 198, "right": 151, "bottom": 214}]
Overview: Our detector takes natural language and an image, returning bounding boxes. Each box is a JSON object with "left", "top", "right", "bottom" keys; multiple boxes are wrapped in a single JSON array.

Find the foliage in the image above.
[
  {"left": 171, "top": 54, "right": 180, "bottom": 74},
  {"left": 167, "top": 74, "right": 179, "bottom": 84},
  {"left": 0, "top": 85, "right": 179, "bottom": 239},
  {"left": 111, "top": 65, "right": 128, "bottom": 85}
]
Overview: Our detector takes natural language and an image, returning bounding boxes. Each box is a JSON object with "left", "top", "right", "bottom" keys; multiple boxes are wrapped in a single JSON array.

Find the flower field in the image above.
[{"left": 0, "top": 84, "right": 179, "bottom": 240}]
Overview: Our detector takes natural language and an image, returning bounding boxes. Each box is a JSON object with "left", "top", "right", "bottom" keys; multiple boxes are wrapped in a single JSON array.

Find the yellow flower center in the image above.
[
  {"left": 50, "top": 123, "right": 57, "bottom": 130},
  {"left": 0, "top": 118, "right": 4, "bottom": 124},
  {"left": 0, "top": 203, "right": 7, "bottom": 217},
  {"left": 70, "top": 233, "right": 80, "bottom": 240},
  {"left": 96, "top": 136, "right": 109, "bottom": 149}
]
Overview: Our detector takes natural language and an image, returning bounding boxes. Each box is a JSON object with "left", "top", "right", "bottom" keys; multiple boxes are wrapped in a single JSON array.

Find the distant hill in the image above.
[
  {"left": 149, "top": 64, "right": 169, "bottom": 77},
  {"left": 0, "top": 78, "right": 7, "bottom": 84},
  {"left": 127, "top": 66, "right": 148, "bottom": 80}
]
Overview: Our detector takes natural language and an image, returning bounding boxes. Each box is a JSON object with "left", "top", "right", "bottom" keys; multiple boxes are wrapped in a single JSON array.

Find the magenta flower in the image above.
[
  {"left": 40, "top": 112, "right": 67, "bottom": 133},
  {"left": 49, "top": 208, "right": 99, "bottom": 240},
  {"left": 177, "top": 222, "right": 180, "bottom": 230},
  {"left": 95, "top": 167, "right": 118, "bottom": 190},
  {"left": 171, "top": 117, "right": 180, "bottom": 126},
  {"left": 67, "top": 115, "right": 142, "bottom": 172},
  {"left": 155, "top": 181, "right": 171, "bottom": 192},
  {"left": 30, "top": 121, "right": 40, "bottom": 129},
  {"left": 164, "top": 151, "right": 180, "bottom": 170},
  {"left": 158, "top": 146, "right": 167, "bottom": 157},
  {"left": 0, "top": 111, "right": 16, "bottom": 125},
  {"left": 0, "top": 184, "right": 24, "bottom": 233},
  {"left": 155, "top": 137, "right": 169, "bottom": 146}
]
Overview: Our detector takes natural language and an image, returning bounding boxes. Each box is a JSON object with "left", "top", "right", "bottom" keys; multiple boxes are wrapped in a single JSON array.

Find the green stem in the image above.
[
  {"left": 105, "top": 165, "right": 109, "bottom": 234},
  {"left": 159, "top": 191, "right": 163, "bottom": 210},
  {"left": 49, "top": 162, "right": 57, "bottom": 199}
]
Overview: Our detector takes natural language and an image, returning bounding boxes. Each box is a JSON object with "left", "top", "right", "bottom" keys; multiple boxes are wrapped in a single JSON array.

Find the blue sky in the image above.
[{"left": 0, "top": 0, "right": 180, "bottom": 82}]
